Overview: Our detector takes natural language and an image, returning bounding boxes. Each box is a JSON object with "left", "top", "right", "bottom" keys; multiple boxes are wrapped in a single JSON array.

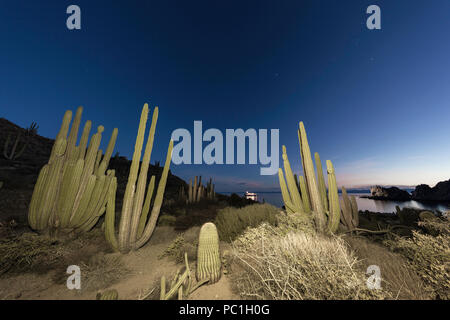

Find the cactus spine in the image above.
[
  {"left": 28, "top": 106, "right": 117, "bottom": 237},
  {"left": 105, "top": 104, "right": 174, "bottom": 253},
  {"left": 196, "top": 222, "right": 221, "bottom": 284}
]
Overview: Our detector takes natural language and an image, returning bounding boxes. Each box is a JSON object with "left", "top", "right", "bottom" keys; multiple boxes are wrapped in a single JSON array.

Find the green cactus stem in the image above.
[
  {"left": 28, "top": 106, "right": 117, "bottom": 237},
  {"left": 96, "top": 289, "right": 119, "bottom": 300},
  {"left": 298, "top": 122, "right": 326, "bottom": 231},
  {"left": 196, "top": 222, "right": 221, "bottom": 284},
  {"left": 298, "top": 175, "right": 311, "bottom": 214},
  {"left": 350, "top": 195, "right": 359, "bottom": 228},
  {"left": 315, "top": 152, "right": 329, "bottom": 213},
  {"left": 326, "top": 160, "right": 341, "bottom": 233},
  {"left": 281, "top": 145, "right": 304, "bottom": 213},
  {"left": 105, "top": 104, "right": 174, "bottom": 253},
  {"left": 340, "top": 187, "right": 355, "bottom": 230}
]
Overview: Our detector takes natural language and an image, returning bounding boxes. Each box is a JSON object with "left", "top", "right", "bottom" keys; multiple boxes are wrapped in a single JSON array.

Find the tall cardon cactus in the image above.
[
  {"left": 28, "top": 106, "right": 117, "bottom": 237},
  {"left": 105, "top": 104, "right": 174, "bottom": 253},
  {"left": 278, "top": 121, "right": 344, "bottom": 234}
]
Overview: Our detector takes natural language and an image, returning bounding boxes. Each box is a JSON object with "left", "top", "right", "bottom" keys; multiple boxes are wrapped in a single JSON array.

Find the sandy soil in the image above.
[{"left": 0, "top": 226, "right": 240, "bottom": 300}]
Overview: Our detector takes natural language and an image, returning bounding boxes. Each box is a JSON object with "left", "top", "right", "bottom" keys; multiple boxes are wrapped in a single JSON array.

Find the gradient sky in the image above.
[{"left": 1, "top": 1, "right": 450, "bottom": 192}]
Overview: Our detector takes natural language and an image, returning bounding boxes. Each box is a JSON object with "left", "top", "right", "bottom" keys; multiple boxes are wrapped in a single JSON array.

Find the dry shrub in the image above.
[
  {"left": 344, "top": 236, "right": 429, "bottom": 299},
  {"left": 0, "top": 233, "right": 62, "bottom": 276},
  {"left": 418, "top": 216, "right": 449, "bottom": 237},
  {"left": 159, "top": 226, "right": 200, "bottom": 263},
  {"left": 384, "top": 230, "right": 450, "bottom": 300},
  {"left": 158, "top": 215, "right": 177, "bottom": 226},
  {"left": 230, "top": 223, "right": 389, "bottom": 300},
  {"left": 215, "top": 203, "right": 280, "bottom": 242},
  {"left": 79, "top": 253, "right": 128, "bottom": 292}
]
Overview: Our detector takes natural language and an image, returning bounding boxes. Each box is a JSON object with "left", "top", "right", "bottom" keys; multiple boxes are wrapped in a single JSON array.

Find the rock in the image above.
[
  {"left": 412, "top": 180, "right": 450, "bottom": 201},
  {"left": 369, "top": 186, "right": 411, "bottom": 201}
]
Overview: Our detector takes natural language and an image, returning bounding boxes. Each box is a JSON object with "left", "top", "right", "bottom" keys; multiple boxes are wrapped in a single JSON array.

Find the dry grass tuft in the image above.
[
  {"left": 344, "top": 236, "right": 429, "bottom": 299},
  {"left": 384, "top": 228, "right": 450, "bottom": 300},
  {"left": 0, "top": 233, "right": 62, "bottom": 276},
  {"left": 79, "top": 253, "right": 129, "bottom": 292},
  {"left": 159, "top": 226, "right": 200, "bottom": 263},
  {"left": 230, "top": 222, "right": 389, "bottom": 300}
]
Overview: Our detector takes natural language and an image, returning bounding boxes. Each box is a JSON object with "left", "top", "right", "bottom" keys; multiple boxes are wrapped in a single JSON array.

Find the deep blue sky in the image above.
[{"left": 1, "top": 1, "right": 450, "bottom": 191}]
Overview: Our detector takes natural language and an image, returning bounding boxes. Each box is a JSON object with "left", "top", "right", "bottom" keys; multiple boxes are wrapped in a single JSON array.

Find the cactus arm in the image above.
[
  {"left": 118, "top": 104, "right": 149, "bottom": 252},
  {"left": 28, "top": 164, "right": 49, "bottom": 230},
  {"left": 77, "top": 171, "right": 115, "bottom": 232},
  {"left": 129, "top": 107, "right": 159, "bottom": 246},
  {"left": 326, "top": 160, "right": 341, "bottom": 233},
  {"left": 77, "top": 120, "right": 92, "bottom": 160},
  {"left": 315, "top": 152, "right": 329, "bottom": 212},
  {"left": 298, "top": 175, "right": 311, "bottom": 214},
  {"left": 13, "top": 137, "right": 28, "bottom": 160},
  {"left": 105, "top": 177, "right": 118, "bottom": 251},
  {"left": 340, "top": 187, "right": 354, "bottom": 230},
  {"left": 49, "top": 110, "right": 72, "bottom": 163},
  {"left": 298, "top": 122, "right": 326, "bottom": 231},
  {"left": 193, "top": 176, "right": 198, "bottom": 203},
  {"left": 350, "top": 195, "right": 359, "bottom": 228},
  {"left": 281, "top": 145, "right": 304, "bottom": 213},
  {"left": 278, "top": 168, "right": 296, "bottom": 214},
  {"left": 3, "top": 134, "right": 11, "bottom": 159},
  {"left": 58, "top": 159, "right": 84, "bottom": 228},
  {"left": 137, "top": 175, "right": 156, "bottom": 238},
  {"left": 36, "top": 139, "right": 67, "bottom": 231},
  {"left": 65, "top": 106, "right": 83, "bottom": 163},
  {"left": 70, "top": 175, "right": 97, "bottom": 225},
  {"left": 9, "top": 132, "right": 21, "bottom": 159},
  {"left": 71, "top": 128, "right": 102, "bottom": 218},
  {"left": 188, "top": 179, "right": 193, "bottom": 203},
  {"left": 97, "top": 128, "right": 118, "bottom": 176},
  {"left": 94, "top": 149, "right": 103, "bottom": 175},
  {"left": 134, "top": 139, "right": 173, "bottom": 250}
]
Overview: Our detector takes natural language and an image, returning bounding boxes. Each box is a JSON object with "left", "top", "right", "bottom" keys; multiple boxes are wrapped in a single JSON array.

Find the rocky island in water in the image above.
[{"left": 365, "top": 181, "right": 450, "bottom": 202}]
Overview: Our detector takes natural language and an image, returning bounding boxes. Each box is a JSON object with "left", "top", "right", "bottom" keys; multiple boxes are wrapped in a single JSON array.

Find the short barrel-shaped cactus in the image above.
[{"left": 196, "top": 222, "right": 221, "bottom": 284}]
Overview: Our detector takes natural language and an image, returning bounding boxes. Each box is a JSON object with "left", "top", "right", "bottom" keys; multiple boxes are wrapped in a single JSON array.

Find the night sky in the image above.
[{"left": 1, "top": 1, "right": 450, "bottom": 192}]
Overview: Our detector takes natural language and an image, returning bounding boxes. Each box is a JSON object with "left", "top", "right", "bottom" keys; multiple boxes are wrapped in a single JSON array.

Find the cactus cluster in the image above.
[
  {"left": 160, "top": 252, "right": 210, "bottom": 300},
  {"left": 182, "top": 176, "right": 215, "bottom": 203},
  {"left": 28, "top": 107, "right": 118, "bottom": 237},
  {"left": 278, "top": 121, "right": 357, "bottom": 234},
  {"left": 105, "top": 104, "right": 174, "bottom": 253},
  {"left": 196, "top": 222, "right": 221, "bottom": 283}
]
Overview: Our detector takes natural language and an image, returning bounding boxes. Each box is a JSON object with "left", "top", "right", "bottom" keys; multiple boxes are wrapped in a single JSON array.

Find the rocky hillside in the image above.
[{"left": 0, "top": 117, "right": 186, "bottom": 221}]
